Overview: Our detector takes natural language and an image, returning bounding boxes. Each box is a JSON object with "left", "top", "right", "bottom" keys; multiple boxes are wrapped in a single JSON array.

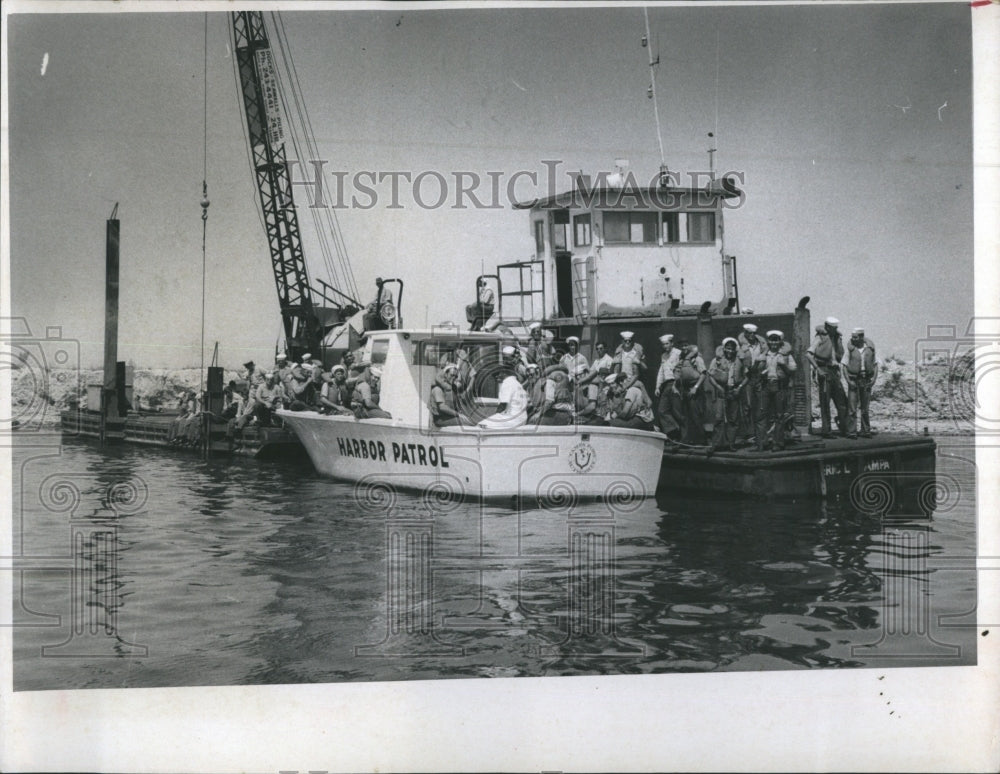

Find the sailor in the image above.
[
  {"left": 595, "top": 372, "right": 622, "bottom": 423},
  {"left": 429, "top": 363, "right": 471, "bottom": 428},
  {"left": 614, "top": 331, "right": 647, "bottom": 390},
  {"left": 707, "top": 337, "right": 747, "bottom": 451},
  {"left": 318, "top": 365, "right": 353, "bottom": 415},
  {"left": 285, "top": 361, "right": 315, "bottom": 410},
  {"left": 559, "top": 336, "right": 589, "bottom": 374},
  {"left": 523, "top": 362, "right": 544, "bottom": 415},
  {"left": 608, "top": 373, "right": 656, "bottom": 431},
  {"left": 806, "top": 316, "right": 848, "bottom": 437},
  {"left": 534, "top": 364, "right": 575, "bottom": 425},
  {"left": 654, "top": 333, "right": 681, "bottom": 439},
  {"left": 589, "top": 341, "right": 614, "bottom": 378},
  {"left": 242, "top": 359, "right": 257, "bottom": 384},
  {"left": 525, "top": 322, "right": 554, "bottom": 368},
  {"left": 238, "top": 372, "right": 283, "bottom": 429},
  {"left": 352, "top": 366, "right": 392, "bottom": 419},
  {"left": 754, "top": 330, "right": 797, "bottom": 451},
  {"left": 467, "top": 278, "right": 495, "bottom": 331},
  {"left": 478, "top": 345, "right": 528, "bottom": 429},
  {"left": 571, "top": 363, "right": 602, "bottom": 425},
  {"left": 737, "top": 323, "right": 766, "bottom": 443},
  {"left": 222, "top": 380, "right": 244, "bottom": 421},
  {"left": 842, "top": 327, "right": 878, "bottom": 438},
  {"left": 673, "top": 341, "right": 708, "bottom": 445}
]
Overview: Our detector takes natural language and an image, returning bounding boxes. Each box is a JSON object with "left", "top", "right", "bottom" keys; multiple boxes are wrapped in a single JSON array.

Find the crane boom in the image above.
[{"left": 231, "top": 10, "right": 322, "bottom": 360}]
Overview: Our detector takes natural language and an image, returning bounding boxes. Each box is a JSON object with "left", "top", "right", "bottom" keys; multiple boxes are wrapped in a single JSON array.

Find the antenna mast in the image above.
[{"left": 643, "top": 7, "right": 668, "bottom": 183}]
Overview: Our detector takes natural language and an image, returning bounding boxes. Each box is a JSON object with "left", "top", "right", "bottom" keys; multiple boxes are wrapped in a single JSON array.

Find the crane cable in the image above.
[{"left": 200, "top": 12, "right": 210, "bottom": 401}]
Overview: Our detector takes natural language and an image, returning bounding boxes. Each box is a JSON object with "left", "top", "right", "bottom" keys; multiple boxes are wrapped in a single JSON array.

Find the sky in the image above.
[{"left": 5, "top": 2, "right": 975, "bottom": 369}]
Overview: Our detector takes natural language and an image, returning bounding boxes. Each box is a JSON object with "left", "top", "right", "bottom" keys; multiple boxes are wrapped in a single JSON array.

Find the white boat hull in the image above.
[{"left": 277, "top": 411, "right": 665, "bottom": 502}]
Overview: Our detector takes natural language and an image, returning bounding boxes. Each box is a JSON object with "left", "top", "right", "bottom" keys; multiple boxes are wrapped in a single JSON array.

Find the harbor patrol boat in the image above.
[{"left": 277, "top": 327, "right": 666, "bottom": 502}]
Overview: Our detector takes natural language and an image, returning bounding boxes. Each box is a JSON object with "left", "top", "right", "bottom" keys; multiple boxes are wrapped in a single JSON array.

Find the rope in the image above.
[
  {"left": 643, "top": 7, "right": 666, "bottom": 167},
  {"left": 200, "top": 13, "right": 209, "bottom": 400}
]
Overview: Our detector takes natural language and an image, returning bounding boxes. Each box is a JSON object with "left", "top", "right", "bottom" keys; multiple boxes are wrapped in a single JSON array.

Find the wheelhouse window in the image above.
[
  {"left": 602, "top": 211, "right": 658, "bottom": 244},
  {"left": 686, "top": 212, "right": 716, "bottom": 243},
  {"left": 662, "top": 212, "right": 680, "bottom": 243},
  {"left": 573, "top": 213, "right": 592, "bottom": 247}
]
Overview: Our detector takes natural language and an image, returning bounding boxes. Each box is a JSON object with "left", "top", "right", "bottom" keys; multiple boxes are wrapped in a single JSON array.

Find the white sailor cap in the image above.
[
  {"left": 370, "top": 366, "right": 383, "bottom": 377},
  {"left": 528, "top": 322, "right": 542, "bottom": 331},
  {"left": 566, "top": 335, "right": 580, "bottom": 345},
  {"left": 825, "top": 317, "right": 839, "bottom": 327},
  {"left": 525, "top": 362, "right": 540, "bottom": 372},
  {"left": 658, "top": 333, "right": 674, "bottom": 345},
  {"left": 620, "top": 331, "right": 634, "bottom": 340},
  {"left": 766, "top": 330, "right": 784, "bottom": 339},
  {"left": 275, "top": 352, "right": 288, "bottom": 361},
  {"left": 264, "top": 371, "right": 274, "bottom": 378},
  {"left": 604, "top": 373, "right": 619, "bottom": 384},
  {"left": 501, "top": 345, "right": 516, "bottom": 356},
  {"left": 722, "top": 337, "right": 738, "bottom": 347},
  {"left": 442, "top": 362, "right": 459, "bottom": 374},
  {"left": 742, "top": 323, "right": 758, "bottom": 333},
  {"left": 301, "top": 352, "right": 313, "bottom": 362},
  {"left": 331, "top": 364, "right": 346, "bottom": 375},
  {"left": 852, "top": 327, "right": 865, "bottom": 335}
]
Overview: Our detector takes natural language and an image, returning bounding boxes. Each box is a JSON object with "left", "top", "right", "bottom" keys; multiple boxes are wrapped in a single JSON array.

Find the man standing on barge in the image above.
[
  {"left": 654, "top": 333, "right": 681, "bottom": 439},
  {"left": 842, "top": 327, "right": 877, "bottom": 438},
  {"left": 807, "top": 317, "right": 848, "bottom": 437},
  {"left": 755, "top": 331, "right": 798, "bottom": 451}
]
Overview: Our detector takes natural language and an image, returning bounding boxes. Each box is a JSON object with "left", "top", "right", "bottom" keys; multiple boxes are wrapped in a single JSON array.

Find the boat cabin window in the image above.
[
  {"left": 573, "top": 214, "right": 592, "bottom": 247},
  {"left": 602, "top": 211, "right": 658, "bottom": 244},
  {"left": 533, "top": 220, "right": 545, "bottom": 255},
  {"left": 370, "top": 338, "right": 390, "bottom": 365},
  {"left": 662, "top": 212, "right": 680, "bottom": 243},
  {"left": 686, "top": 212, "right": 716, "bottom": 243},
  {"left": 413, "top": 341, "right": 496, "bottom": 368}
]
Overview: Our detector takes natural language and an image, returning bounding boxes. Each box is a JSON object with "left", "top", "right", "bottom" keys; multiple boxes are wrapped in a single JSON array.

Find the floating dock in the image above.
[{"left": 60, "top": 408, "right": 305, "bottom": 460}]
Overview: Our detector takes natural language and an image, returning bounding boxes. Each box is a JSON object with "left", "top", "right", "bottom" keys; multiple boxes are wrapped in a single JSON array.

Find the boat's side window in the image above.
[
  {"left": 533, "top": 220, "right": 546, "bottom": 256},
  {"left": 602, "top": 211, "right": 658, "bottom": 244}
]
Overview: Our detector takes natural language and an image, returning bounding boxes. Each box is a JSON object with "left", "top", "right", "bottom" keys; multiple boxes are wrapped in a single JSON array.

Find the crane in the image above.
[{"left": 230, "top": 10, "right": 365, "bottom": 362}]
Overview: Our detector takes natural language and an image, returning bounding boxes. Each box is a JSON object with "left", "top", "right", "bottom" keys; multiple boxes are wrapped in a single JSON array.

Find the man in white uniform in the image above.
[{"left": 478, "top": 346, "right": 528, "bottom": 429}]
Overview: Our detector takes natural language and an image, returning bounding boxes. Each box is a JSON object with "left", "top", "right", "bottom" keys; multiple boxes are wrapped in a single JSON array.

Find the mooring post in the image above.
[
  {"left": 101, "top": 207, "right": 124, "bottom": 444},
  {"left": 202, "top": 365, "right": 224, "bottom": 459}
]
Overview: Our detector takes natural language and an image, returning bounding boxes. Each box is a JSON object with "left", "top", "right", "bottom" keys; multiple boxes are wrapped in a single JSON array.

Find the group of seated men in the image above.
[{"left": 224, "top": 351, "right": 392, "bottom": 430}]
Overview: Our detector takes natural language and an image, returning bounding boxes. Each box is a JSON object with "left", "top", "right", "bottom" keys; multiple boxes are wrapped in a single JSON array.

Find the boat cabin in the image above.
[
  {"left": 501, "top": 172, "right": 742, "bottom": 325},
  {"left": 359, "top": 327, "right": 507, "bottom": 426}
]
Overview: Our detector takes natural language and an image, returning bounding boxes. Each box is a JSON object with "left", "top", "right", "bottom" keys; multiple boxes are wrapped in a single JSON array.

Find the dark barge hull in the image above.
[
  {"left": 60, "top": 409, "right": 304, "bottom": 460},
  {"left": 659, "top": 433, "right": 937, "bottom": 516}
]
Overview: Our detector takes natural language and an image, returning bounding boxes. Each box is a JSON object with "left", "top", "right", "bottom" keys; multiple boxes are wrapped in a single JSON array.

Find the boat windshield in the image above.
[{"left": 413, "top": 340, "right": 498, "bottom": 368}]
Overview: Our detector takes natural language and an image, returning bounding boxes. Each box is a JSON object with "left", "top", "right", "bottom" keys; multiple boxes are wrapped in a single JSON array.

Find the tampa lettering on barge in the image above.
[{"left": 335, "top": 437, "right": 450, "bottom": 467}]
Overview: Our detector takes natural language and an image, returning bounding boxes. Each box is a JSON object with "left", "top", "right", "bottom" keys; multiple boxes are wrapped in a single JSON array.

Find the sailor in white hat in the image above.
[
  {"left": 318, "top": 363, "right": 353, "bottom": 416},
  {"left": 806, "top": 316, "right": 848, "bottom": 437},
  {"left": 653, "top": 333, "right": 681, "bottom": 437},
  {"left": 525, "top": 322, "right": 554, "bottom": 369},
  {"left": 754, "top": 329, "right": 797, "bottom": 451},
  {"left": 559, "top": 334, "right": 589, "bottom": 375},
  {"left": 614, "top": 330, "right": 646, "bottom": 391},
  {"left": 843, "top": 325, "right": 877, "bottom": 438},
  {"left": 352, "top": 364, "right": 391, "bottom": 419}
]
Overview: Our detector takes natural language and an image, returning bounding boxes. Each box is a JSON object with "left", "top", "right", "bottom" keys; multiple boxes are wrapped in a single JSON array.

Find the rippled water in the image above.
[{"left": 12, "top": 436, "right": 977, "bottom": 690}]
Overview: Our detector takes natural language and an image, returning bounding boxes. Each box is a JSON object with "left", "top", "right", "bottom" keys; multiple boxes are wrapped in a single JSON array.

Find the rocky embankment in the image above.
[{"left": 9, "top": 353, "right": 976, "bottom": 435}]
